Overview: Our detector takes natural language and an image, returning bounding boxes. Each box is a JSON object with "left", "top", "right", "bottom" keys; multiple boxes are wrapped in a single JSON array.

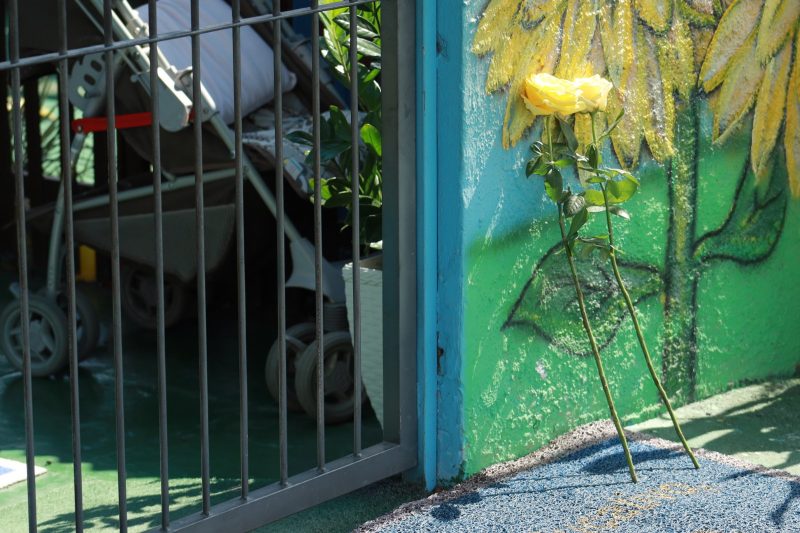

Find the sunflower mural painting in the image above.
[{"left": 459, "top": 0, "right": 800, "bottom": 473}]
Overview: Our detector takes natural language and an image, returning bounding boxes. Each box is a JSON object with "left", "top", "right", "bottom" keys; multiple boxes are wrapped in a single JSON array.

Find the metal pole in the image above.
[
  {"left": 232, "top": 0, "right": 250, "bottom": 500},
  {"left": 58, "top": 0, "right": 84, "bottom": 528},
  {"left": 8, "top": 0, "right": 38, "bottom": 529},
  {"left": 103, "top": 0, "right": 128, "bottom": 529},
  {"left": 190, "top": 0, "right": 212, "bottom": 515}
]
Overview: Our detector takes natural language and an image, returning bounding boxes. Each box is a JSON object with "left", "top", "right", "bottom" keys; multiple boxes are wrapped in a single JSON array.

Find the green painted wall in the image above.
[{"left": 458, "top": 2, "right": 800, "bottom": 476}]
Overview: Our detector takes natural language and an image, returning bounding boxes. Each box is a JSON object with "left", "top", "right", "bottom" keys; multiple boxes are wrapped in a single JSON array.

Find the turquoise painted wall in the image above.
[{"left": 436, "top": 1, "right": 800, "bottom": 479}]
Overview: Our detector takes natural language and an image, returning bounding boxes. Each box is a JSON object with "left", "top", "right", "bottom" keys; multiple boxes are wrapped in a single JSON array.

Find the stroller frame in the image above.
[{"left": 43, "top": 0, "right": 346, "bottom": 304}]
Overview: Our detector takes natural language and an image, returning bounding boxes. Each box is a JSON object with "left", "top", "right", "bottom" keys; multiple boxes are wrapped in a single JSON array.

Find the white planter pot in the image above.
[{"left": 342, "top": 255, "right": 383, "bottom": 428}]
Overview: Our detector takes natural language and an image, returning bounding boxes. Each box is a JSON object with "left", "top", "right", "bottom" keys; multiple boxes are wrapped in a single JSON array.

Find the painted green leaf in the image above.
[
  {"left": 694, "top": 157, "right": 788, "bottom": 264},
  {"left": 503, "top": 245, "right": 662, "bottom": 356}
]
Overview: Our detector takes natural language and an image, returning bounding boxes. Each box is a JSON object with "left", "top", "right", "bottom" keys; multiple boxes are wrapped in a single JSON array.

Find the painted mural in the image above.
[{"left": 460, "top": 0, "right": 800, "bottom": 474}]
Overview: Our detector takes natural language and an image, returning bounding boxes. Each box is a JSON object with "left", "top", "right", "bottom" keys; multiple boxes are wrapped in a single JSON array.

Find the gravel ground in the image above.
[{"left": 358, "top": 420, "right": 800, "bottom": 532}]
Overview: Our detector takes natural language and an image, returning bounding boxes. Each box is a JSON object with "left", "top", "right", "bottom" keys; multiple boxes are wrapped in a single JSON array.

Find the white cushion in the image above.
[{"left": 137, "top": 0, "right": 297, "bottom": 125}]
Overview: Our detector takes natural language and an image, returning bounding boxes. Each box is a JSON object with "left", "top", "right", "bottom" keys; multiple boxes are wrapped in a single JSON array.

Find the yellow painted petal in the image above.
[
  {"left": 503, "top": 11, "right": 564, "bottom": 146},
  {"left": 700, "top": 0, "right": 761, "bottom": 92},
  {"left": 609, "top": 67, "right": 643, "bottom": 167},
  {"left": 505, "top": 82, "right": 538, "bottom": 148},
  {"left": 658, "top": 13, "right": 696, "bottom": 99},
  {"left": 785, "top": 34, "right": 800, "bottom": 197},
  {"left": 635, "top": 0, "right": 673, "bottom": 32},
  {"left": 555, "top": 0, "right": 598, "bottom": 79},
  {"left": 472, "top": 0, "right": 521, "bottom": 56},
  {"left": 712, "top": 30, "right": 765, "bottom": 143},
  {"left": 600, "top": 0, "right": 634, "bottom": 87},
  {"left": 756, "top": 0, "right": 800, "bottom": 63},
  {"left": 640, "top": 28, "right": 674, "bottom": 161},
  {"left": 679, "top": 0, "right": 718, "bottom": 27},
  {"left": 750, "top": 40, "right": 792, "bottom": 180},
  {"left": 485, "top": 21, "right": 539, "bottom": 92}
]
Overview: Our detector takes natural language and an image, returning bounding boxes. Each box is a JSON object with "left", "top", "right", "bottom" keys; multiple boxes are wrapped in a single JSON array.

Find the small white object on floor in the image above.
[{"left": 0, "top": 458, "right": 46, "bottom": 489}]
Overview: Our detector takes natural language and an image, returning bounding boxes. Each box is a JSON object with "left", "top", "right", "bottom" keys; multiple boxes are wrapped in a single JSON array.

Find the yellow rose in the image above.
[
  {"left": 572, "top": 75, "right": 613, "bottom": 113},
  {"left": 522, "top": 73, "right": 613, "bottom": 116}
]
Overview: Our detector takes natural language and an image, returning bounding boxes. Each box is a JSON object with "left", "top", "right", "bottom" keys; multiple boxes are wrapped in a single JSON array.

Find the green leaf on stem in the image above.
[
  {"left": 544, "top": 168, "right": 563, "bottom": 203},
  {"left": 556, "top": 115, "right": 579, "bottom": 152},
  {"left": 567, "top": 207, "right": 588, "bottom": 239},
  {"left": 585, "top": 144, "right": 601, "bottom": 169},
  {"left": 583, "top": 189, "right": 606, "bottom": 207},
  {"left": 606, "top": 177, "right": 638, "bottom": 204},
  {"left": 527, "top": 156, "right": 549, "bottom": 177},
  {"left": 609, "top": 205, "right": 631, "bottom": 220}
]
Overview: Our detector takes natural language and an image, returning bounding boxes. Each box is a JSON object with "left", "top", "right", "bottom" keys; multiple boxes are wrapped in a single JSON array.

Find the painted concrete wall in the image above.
[{"left": 436, "top": 0, "right": 800, "bottom": 479}]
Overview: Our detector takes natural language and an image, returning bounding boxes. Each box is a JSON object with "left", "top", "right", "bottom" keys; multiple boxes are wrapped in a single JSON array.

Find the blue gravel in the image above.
[{"left": 374, "top": 439, "right": 800, "bottom": 532}]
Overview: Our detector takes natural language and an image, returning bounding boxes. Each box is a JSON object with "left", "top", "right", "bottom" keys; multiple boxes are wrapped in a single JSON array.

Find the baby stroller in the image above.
[{"left": 1, "top": 0, "right": 363, "bottom": 423}]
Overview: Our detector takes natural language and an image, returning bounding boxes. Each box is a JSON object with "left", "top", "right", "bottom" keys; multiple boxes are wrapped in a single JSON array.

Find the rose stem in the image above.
[
  {"left": 591, "top": 112, "right": 700, "bottom": 469},
  {"left": 547, "top": 117, "right": 638, "bottom": 483}
]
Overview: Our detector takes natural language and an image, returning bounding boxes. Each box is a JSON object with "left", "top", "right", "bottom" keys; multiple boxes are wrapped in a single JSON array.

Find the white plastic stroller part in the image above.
[
  {"left": 136, "top": 0, "right": 298, "bottom": 125},
  {"left": 42, "top": 0, "right": 346, "bottom": 304}
]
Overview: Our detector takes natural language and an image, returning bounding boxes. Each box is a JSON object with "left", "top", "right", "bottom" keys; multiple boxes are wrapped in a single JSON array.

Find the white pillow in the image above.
[{"left": 137, "top": 0, "right": 297, "bottom": 125}]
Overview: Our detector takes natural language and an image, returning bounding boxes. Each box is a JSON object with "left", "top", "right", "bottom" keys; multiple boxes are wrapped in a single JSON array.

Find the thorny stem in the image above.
[
  {"left": 599, "top": 183, "right": 700, "bottom": 470},
  {"left": 557, "top": 206, "right": 638, "bottom": 483},
  {"left": 589, "top": 112, "right": 699, "bottom": 469},
  {"left": 546, "top": 117, "right": 637, "bottom": 483}
]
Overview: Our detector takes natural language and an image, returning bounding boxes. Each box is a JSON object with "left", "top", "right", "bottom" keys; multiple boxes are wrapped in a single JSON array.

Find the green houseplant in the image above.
[{"left": 288, "top": 2, "right": 386, "bottom": 425}]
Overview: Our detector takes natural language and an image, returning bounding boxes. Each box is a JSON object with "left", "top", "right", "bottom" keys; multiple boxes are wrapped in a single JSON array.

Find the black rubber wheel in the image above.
[
  {"left": 265, "top": 322, "right": 316, "bottom": 412},
  {"left": 0, "top": 294, "right": 69, "bottom": 377},
  {"left": 294, "top": 330, "right": 366, "bottom": 424},
  {"left": 121, "top": 264, "right": 186, "bottom": 330},
  {"left": 55, "top": 287, "right": 100, "bottom": 360}
]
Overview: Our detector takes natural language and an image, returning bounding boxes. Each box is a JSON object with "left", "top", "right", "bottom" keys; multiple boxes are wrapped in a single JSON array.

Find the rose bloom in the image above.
[{"left": 522, "top": 73, "right": 613, "bottom": 116}]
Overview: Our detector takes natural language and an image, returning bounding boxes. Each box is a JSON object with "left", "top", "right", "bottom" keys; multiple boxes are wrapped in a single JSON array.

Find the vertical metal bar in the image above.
[
  {"left": 231, "top": 0, "right": 249, "bottom": 500},
  {"left": 8, "top": 0, "right": 38, "bottom": 530},
  {"left": 190, "top": 0, "right": 212, "bottom": 515},
  {"left": 148, "top": 1, "right": 170, "bottom": 528},
  {"left": 311, "top": 0, "right": 326, "bottom": 471},
  {"left": 380, "top": 0, "right": 417, "bottom": 448},
  {"left": 349, "top": 0, "right": 362, "bottom": 457},
  {"left": 103, "top": 1, "right": 128, "bottom": 529},
  {"left": 272, "top": 0, "right": 289, "bottom": 487},
  {"left": 58, "top": 0, "right": 84, "bottom": 529}
]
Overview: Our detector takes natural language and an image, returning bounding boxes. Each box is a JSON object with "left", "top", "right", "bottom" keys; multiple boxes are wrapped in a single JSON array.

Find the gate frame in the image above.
[{"left": 163, "top": 0, "right": 419, "bottom": 530}]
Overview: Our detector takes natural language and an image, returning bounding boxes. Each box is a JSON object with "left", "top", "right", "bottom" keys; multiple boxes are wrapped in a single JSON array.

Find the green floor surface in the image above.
[{"left": 0, "top": 269, "right": 420, "bottom": 532}]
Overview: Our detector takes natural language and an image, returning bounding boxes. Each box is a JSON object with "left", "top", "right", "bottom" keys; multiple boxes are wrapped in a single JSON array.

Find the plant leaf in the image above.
[
  {"left": 544, "top": 169, "right": 564, "bottom": 203},
  {"left": 606, "top": 177, "right": 638, "bottom": 203},
  {"left": 567, "top": 207, "right": 589, "bottom": 238},
  {"left": 583, "top": 189, "right": 606, "bottom": 207},
  {"left": 556, "top": 115, "right": 579, "bottom": 152},
  {"left": 694, "top": 158, "right": 788, "bottom": 263},
  {"left": 609, "top": 205, "right": 631, "bottom": 220},
  {"left": 361, "top": 123, "right": 382, "bottom": 157},
  {"left": 503, "top": 244, "right": 662, "bottom": 356}
]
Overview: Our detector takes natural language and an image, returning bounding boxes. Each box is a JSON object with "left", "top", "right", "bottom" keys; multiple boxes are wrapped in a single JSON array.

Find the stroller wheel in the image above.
[
  {"left": 121, "top": 264, "right": 186, "bottom": 330},
  {"left": 294, "top": 331, "right": 366, "bottom": 425},
  {"left": 54, "top": 287, "right": 100, "bottom": 360},
  {"left": 265, "top": 322, "right": 316, "bottom": 412},
  {"left": 0, "top": 295, "right": 69, "bottom": 377}
]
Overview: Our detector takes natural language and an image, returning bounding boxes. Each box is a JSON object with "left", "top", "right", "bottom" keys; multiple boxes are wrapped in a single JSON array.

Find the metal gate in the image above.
[{"left": 0, "top": 0, "right": 416, "bottom": 530}]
